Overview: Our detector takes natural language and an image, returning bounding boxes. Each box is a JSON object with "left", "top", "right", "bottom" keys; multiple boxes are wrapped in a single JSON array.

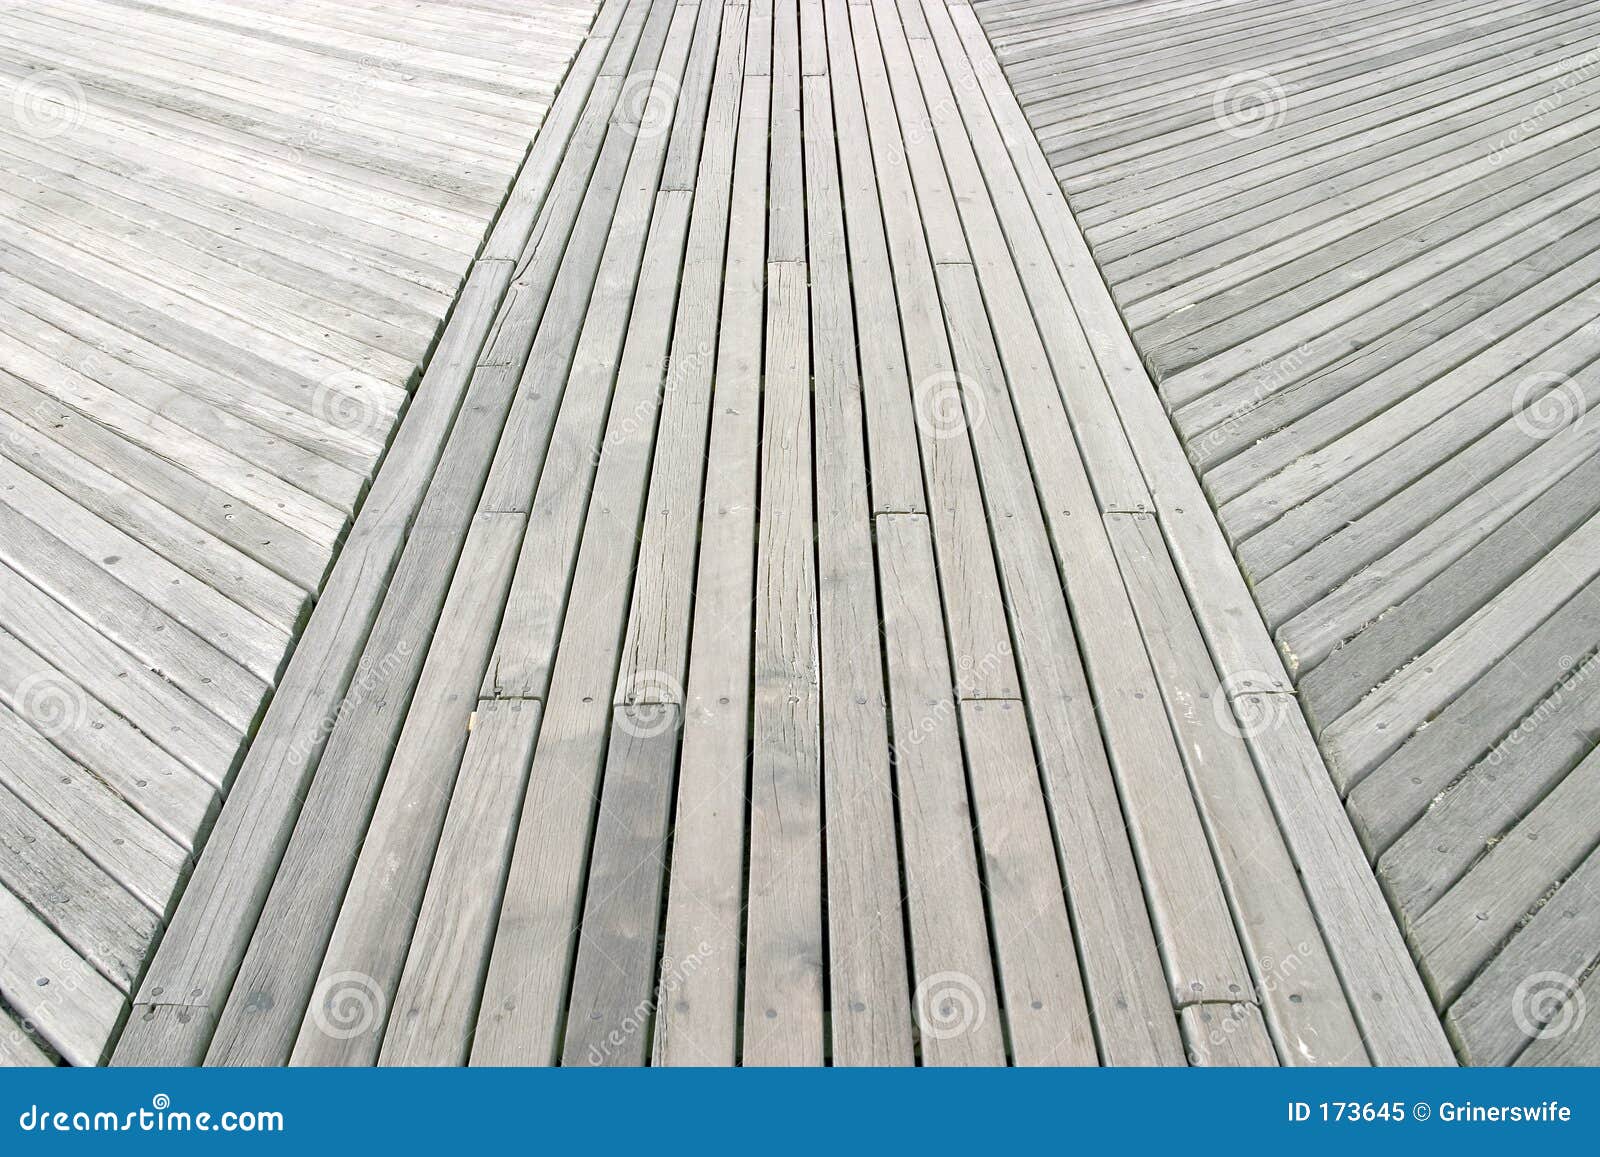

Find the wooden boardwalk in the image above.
[
  {"left": 86, "top": 0, "right": 1452, "bottom": 1068},
  {"left": 974, "top": 0, "right": 1600, "bottom": 1063},
  {"left": 0, "top": 0, "right": 598, "bottom": 1065}
]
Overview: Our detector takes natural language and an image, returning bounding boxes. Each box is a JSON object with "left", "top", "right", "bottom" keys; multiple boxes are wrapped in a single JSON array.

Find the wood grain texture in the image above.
[
  {"left": 6, "top": 0, "right": 603, "bottom": 1063},
  {"left": 90, "top": 0, "right": 1458, "bottom": 1069},
  {"left": 972, "top": 0, "right": 1600, "bottom": 1063}
]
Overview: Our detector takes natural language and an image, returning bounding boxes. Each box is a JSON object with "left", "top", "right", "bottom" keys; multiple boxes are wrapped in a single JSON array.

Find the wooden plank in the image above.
[
  {"left": 306, "top": 16, "right": 706, "bottom": 1057},
  {"left": 741, "top": 252, "right": 824, "bottom": 1065},
  {"left": 1378, "top": 643, "right": 1600, "bottom": 919},
  {"left": 966, "top": 0, "right": 1600, "bottom": 1045},
  {"left": 740, "top": 10, "right": 821, "bottom": 1066},
  {"left": 1299, "top": 454, "right": 1600, "bottom": 722},
  {"left": 820, "top": 0, "right": 924, "bottom": 515},
  {"left": 1236, "top": 698, "right": 1456, "bottom": 1064},
  {"left": 1107, "top": 512, "right": 1368, "bottom": 1065},
  {"left": 1231, "top": 311, "right": 1600, "bottom": 563},
  {"left": 0, "top": 1009, "right": 54, "bottom": 1067},
  {"left": 959, "top": 700, "right": 1097, "bottom": 1064},
  {"left": 560, "top": 708, "right": 684, "bottom": 1066},
  {"left": 482, "top": 175, "right": 695, "bottom": 698},
  {"left": 923, "top": 164, "right": 1250, "bottom": 1033},
  {"left": 1445, "top": 845, "right": 1600, "bottom": 1065},
  {"left": 6, "top": 0, "right": 606, "bottom": 1066},
  {"left": 946, "top": 3, "right": 1295, "bottom": 698},
  {"left": 0, "top": 885, "right": 123, "bottom": 1066},
  {"left": 0, "top": 627, "right": 212, "bottom": 849},
  {"left": 1180, "top": 1002, "right": 1279, "bottom": 1067},
  {"left": 876, "top": 513, "right": 1005, "bottom": 1066},
  {"left": 1267, "top": 410, "right": 1600, "bottom": 670},
  {"left": 932, "top": 266, "right": 1178, "bottom": 1064},
  {"left": 651, "top": 70, "right": 768, "bottom": 1069},
  {"left": 469, "top": 2, "right": 705, "bottom": 1069},
  {"left": 115, "top": 0, "right": 624, "bottom": 1063},
  {"left": 899, "top": 0, "right": 1153, "bottom": 511},
  {"left": 1411, "top": 746, "right": 1600, "bottom": 1005},
  {"left": 801, "top": 34, "right": 914, "bottom": 1064},
  {"left": 1193, "top": 212, "right": 1600, "bottom": 500},
  {"left": 1323, "top": 508, "right": 1600, "bottom": 787},
  {"left": 377, "top": 699, "right": 542, "bottom": 1067},
  {"left": 850, "top": 1, "right": 1019, "bottom": 698},
  {"left": 113, "top": 258, "right": 513, "bottom": 1066},
  {"left": 0, "top": 698, "right": 188, "bottom": 915},
  {"left": 566, "top": 1, "right": 751, "bottom": 1068},
  {"left": 0, "top": 559, "right": 241, "bottom": 787},
  {"left": 0, "top": 366, "right": 329, "bottom": 592},
  {"left": 205, "top": 513, "right": 529, "bottom": 1066},
  {"left": 1349, "top": 592, "right": 1600, "bottom": 855},
  {"left": 611, "top": 1, "right": 745, "bottom": 704},
  {"left": 0, "top": 499, "right": 266, "bottom": 732},
  {"left": 0, "top": 284, "right": 367, "bottom": 507},
  {"left": 0, "top": 454, "right": 290, "bottom": 684},
  {"left": 506, "top": 5, "right": 728, "bottom": 1068},
  {"left": 0, "top": 780, "right": 158, "bottom": 993},
  {"left": 1515, "top": 968, "right": 1600, "bottom": 1066},
  {"left": 0, "top": 405, "right": 308, "bottom": 631},
  {"left": 287, "top": 512, "right": 527, "bottom": 1066}
]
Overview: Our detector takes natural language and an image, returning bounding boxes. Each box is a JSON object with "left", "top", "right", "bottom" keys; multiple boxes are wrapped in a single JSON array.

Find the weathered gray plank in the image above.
[
  {"left": 1411, "top": 746, "right": 1600, "bottom": 1005},
  {"left": 1349, "top": 593, "right": 1600, "bottom": 855},
  {"left": 741, "top": 252, "right": 824, "bottom": 1066},
  {"left": 959, "top": 700, "right": 1097, "bottom": 1064},
  {"left": 0, "top": 885, "right": 123, "bottom": 1066},
  {"left": 801, "top": 35, "right": 914, "bottom": 1064},
  {"left": 288, "top": 512, "right": 527, "bottom": 1066},
  {"left": 0, "top": 780, "right": 157, "bottom": 993},
  {"left": 376, "top": 699, "right": 542, "bottom": 1067},
  {"left": 1445, "top": 846, "right": 1600, "bottom": 1065},
  {"left": 1107, "top": 512, "right": 1368, "bottom": 1065},
  {"left": 651, "top": 70, "right": 768, "bottom": 1069},
  {"left": 876, "top": 513, "right": 1005, "bottom": 1067},
  {"left": 0, "top": 1008, "right": 54, "bottom": 1067}
]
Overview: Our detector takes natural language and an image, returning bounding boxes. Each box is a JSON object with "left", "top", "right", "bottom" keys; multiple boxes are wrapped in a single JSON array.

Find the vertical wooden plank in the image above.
[
  {"left": 742, "top": 257, "right": 825, "bottom": 1065},
  {"left": 802, "top": 19, "right": 915, "bottom": 1062},
  {"left": 1107, "top": 512, "right": 1368, "bottom": 1065},
  {"left": 652, "top": 69, "right": 769, "bottom": 1069},
  {"left": 561, "top": 708, "right": 684, "bottom": 1065},
  {"left": 959, "top": 700, "right": 1097, "bottom": 1064},
  {"left": 819, "top": 0, "right": 924, "bottom": 514},
  {"left": 1181, "top": 1002, "right": 1279, "bottom": 1067},
  {"left": 469, "top": 2, "right": 712, "bottom": 1064},
  {"left": 377, "top": 700, "right": 543, "bottom": 1067},
  {"left": 876, "top": 513, "right": 1005, "bottom": 1066},
  {"left": 289, "top": 511, "right": 528, "bottom": 1066}
]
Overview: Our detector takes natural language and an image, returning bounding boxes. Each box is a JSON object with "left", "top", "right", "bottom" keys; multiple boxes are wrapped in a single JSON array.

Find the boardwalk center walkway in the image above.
[{"left": 93, "top": 0, "right": 1451, "bottom": 1067}]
